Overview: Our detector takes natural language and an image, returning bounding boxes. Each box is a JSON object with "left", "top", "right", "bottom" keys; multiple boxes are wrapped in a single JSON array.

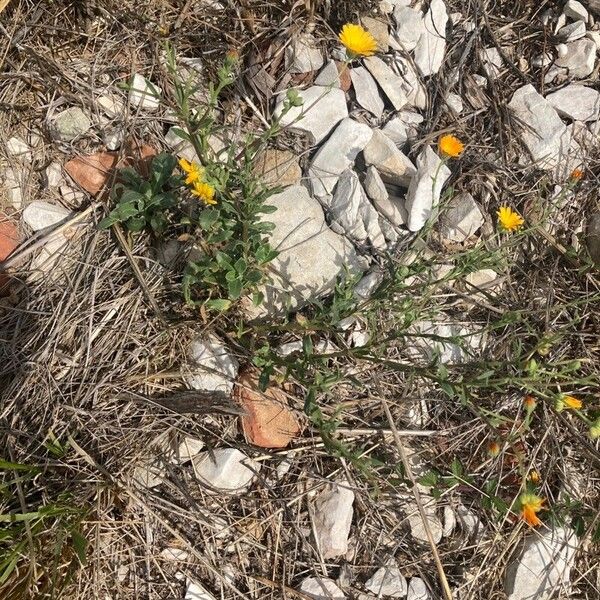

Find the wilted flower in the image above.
[
  {"left": 497, "top": 206, "right": 524, "bottom": 232},
  {"left": 191, "top": 181, "right": 217, "bottom": 205},
  {"left": 523, "top": 395, "right": 537, "bottom": 412},
  {"left": 438, "top": 134, "right": 464, "bottom": 158},
  {"left": 528, "top": 470, "right": 541, "bottom": 484},
  {"left": 519, "top": 492, "right": 545, "bottom": 527},
  {"left": 570, "top": 168, "right": 584, "bottom": 181},
  {"left": 339, "top": 24, "right": 378, "bottom": 58},
  {"left": 488, "top": 441, "right": 501, "bottom": 457},
  {"left": 555, "top": 395, "right": 582, "bottom": 412}
]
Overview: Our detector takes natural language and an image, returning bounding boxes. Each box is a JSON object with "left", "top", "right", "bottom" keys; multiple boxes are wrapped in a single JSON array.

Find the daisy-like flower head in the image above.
[
  {"left": 519, "top": 492, "right": 545, "bottom": 527},
  {"left": 570, "top": 168, "right": 584, "bottom": 181},
  {"left": 438, "top": 134, "right": 464, "bottom": 158},
  {"left": 555, "top": 394, "right": 582, "bottom": 412},
  {"left": 339, "top": 24, "right": 378, "bottom": 58},
  {"left": 179, "top": 158, "right": 204, "bottom": 186},
  {"left": 497, "top": 206, "right": 524, "bottom": 232},
  {"left": 191, "top": 180, "right": 217, "bottom": 206},
  {"left": 523, "top": 395, "right": 537, "bottom": 412}
]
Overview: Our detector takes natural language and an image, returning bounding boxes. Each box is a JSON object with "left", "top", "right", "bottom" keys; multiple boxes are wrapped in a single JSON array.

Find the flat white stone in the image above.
[
  {"left": 365, "top": 166, "right": 407, "bottom": 226},
  {"left": 564, "top": 0, "right": 588, "bottom": 21},
  {"left": 309, "top": 118, "right": 373, "bottom": 198},
  {"left": 481, "top": 46, "right": 504, "bottom": 78},
  {"left": 443, "top": 505, "right": 456, "bottom": 537},
  {"left": 328, "top": 169, "right": 387, "bottom": 250},
  {"left": 193, "top": 448, "right": 259, "bottom": 492},
  {"left": 505, "top": 527, "right": 579, "bottom": 600},
  {"left": 183, "top": 334, "right": 239, "bottom": 393},
  {"left": 364, "top": 56, "right": 408, "bottom": 110},
  {"left": 313, "top": 482, "right": 354, "bottom": 559},
  {"left": 407, "top": 497, "right": 443, "bottom": 543},
  {"left": 394, "top": 56, "right": 427, "bottom": 109},
  {"left": 446, "top": 92, "right": 463, "bottom": 115},
  {"left": 363, "top": 129, "right": 416, "bottom": 188},
  {"left": 407, "top": 577, "right": 431, "bottom": 600},
  {"left": 22, "top": 201, "right": 71, "bottom": 231},
  {"left": 176, "top": 437, "right": 205, "bottom": 463},
  {"left": 439, "top": 192, "right": 484, "bottom": 241},
  {"left": 6, "top": 136, "right": 31, "bottom": 160},
  {"left": 129, "top": 73, "right": 161, "bottom": 110},
  {"left": 250, "top": 185, "right": 367, "bottom": 318},
  {"left": 285, "top": 34, "right": 323, "bottom": 74},
  {"left": 405, "top": 146, "right": 451, "bottom": 231},
  {"left": 555, "top": 38, "right": 596, "bottom": 78},
  {"left": 507, "top": 84, "right": 570, "bottom": 171},
  {"left": 45, "top": 162, "right": 64, "bottom": 188},
  {"left": 50, "top": 107, "right": 91, "bottom": 141},
  {"left": 414, "top": 0, "right": 448, "bottom": 76},
  {"left": 104, "top": 127, "right": 124, "bottom": 150},
  {"left": 354, "top": 270, "right": 384, "bottom": 299},
  {"left": 185, "top": 579, "right": 216, "bottom": 600},
  {"left": 97, "top": 94, "right": 124, "bottom": 117},
  {"left": 585, "top": 30, "right": 600, "bottom": 50},
  {"left": 365, "top": 559, "right": 407, "bottom": 597},
  {"left": 557, "top": 21, "right": 587, "bottom": 42},
  {"left": 165, "top": 126, "right": 198, "bottom": 163},
  {"left": 547, "top": 84, "right": 600, "bottom": 121},
  {"left": 393, "top": 6, "right": 426, "bottom": 51},
  {"left": 350, "top": 67, "right": 384, "bottom": 118},
  {"left": 382, "top": 112, "right": 424, "bottom": 145},
  {"left": 2, "top": 166, "right": 24, "bottom": 208},
  {"left": 275, "top": 85, "right": 348, "bottom": 144},
  {"left": 314, "top": 59, "right": 341, "bottom": 87},
  {"left": 60, "top": 186, "right": 85, "bottom": 207},
  {"left": 456, "top": 502, "right": 484, "bottom": 537},
  {"left": 299, "top": 577, "right": 345, "bottom": 599}
]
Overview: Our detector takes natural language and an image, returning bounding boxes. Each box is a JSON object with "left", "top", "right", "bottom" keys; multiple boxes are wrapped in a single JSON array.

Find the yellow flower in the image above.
[
  {"left": 555, "top": 395, "right": 582, "bottom": 412},
  {"left": 179, "top": 158, "right": 204, "bottom": 186},
  {"left": 497, "top": 206, "right": 524, "bottom": 232},
  {"left": 191, "top": 181, "right": 217, "bottom": 205},
  {"left": 528, "top": 470, "right": 541, "bottom": 484},
  {"left": 339, "top": 24, "right": 378, "bottom": 58},
  {"left": 438, "top": 134, "right": 464, "bottom": 158},
  {"left": 519, "top": 492, "right": 544, "bottom": 527}
]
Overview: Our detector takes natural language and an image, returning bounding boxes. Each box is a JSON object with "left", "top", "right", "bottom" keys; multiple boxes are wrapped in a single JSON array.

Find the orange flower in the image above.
[
  {"left": 523, "top": 395, "right": 537, "bottom": 411},
  {"left": 555, "top": 395, "right": 582, "bottom": 412},
  {"left": 497, "top": 206, "right": 524, "bottom": 232},
  {"left": 438, "top": 134, "right": 464, "bottom": 158},
  {"left": 519, "top": 492, "right": 544, "bottom": 527},
  {"left": 570, "top": 168, "right": 584, "bottom": 181},
  {"left": 528, "top": 470, "right": 541, "bottom": 484},
  {"left": 488, "top": 441, "right": 501, "bottom": 457}
]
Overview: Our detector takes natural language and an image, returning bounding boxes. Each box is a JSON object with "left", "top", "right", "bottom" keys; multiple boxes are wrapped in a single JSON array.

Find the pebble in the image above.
[
  {"left": 363, "top": 129, "right": 416, "bottom": 188},
  {"left": 382, "top": 112, "right": 423, "bottom": 145},
  {"left": 505, "top": 526, "right": 579, "bottom": 600},
  {"left": 285, "top": 33, "right": 323, "bottom": 74},
  {"left": 405, "top": 146, "right": 451, "bottom": 231},
  {"left": 455, "top": 502, "right": 484, "bottom": 538},
  {"left": 96, "top": 94, "right": 124, "bottom": 118},
  {"left": 407, "top": 577, "right": 431, "bottom": 600},
  {"left": 414, "top": 0, "right": 448, "bottom": 76},
  {"left": 104, "top": 127, "right": 124, "bottom": 151},
  {"left": 393, "top": 6, "right": 426, "bottom": 51},
  {"left": 45, "top": 162, "right": 64, "bottom": 188},
  {"left": 275, "top": 85, "right": 348, "bottom": 144},
  {"left": 350, "top": 66, "right": 385, "bottom": 118},
  {"left": 60, "top": 186, "right": 86, "bottom": 208},
  {"left": 446, "top": 92, "right": 463, "bottom": 115},
  {"left": 314, "top": 59, "right": 341, "bottom": 88},
  {"left": 546, "top": 84, "right": 600, "bottom": 121},
  {"left": 354, "top": 269, "right": 384, "bottom": 299},
  {"left": 394, "top": 56, "right": 428, "bottom": 109},
  {"left": 185, "top": 579, "right": 216, "bottom": 600},
  {"left": 557, "top": 21, "right": 587, "bottom": 42},
  {"left": 6, "top": 136, "right": 32, "bottom": 161},
  {"left": 309, "top": 118, "right": 373, "bottom": 198},
  {"left": 313, "top": 482, "right": 354, "bottom": 559},
  {"left": 365, "top": 166, "right": 407, "bottom": 226},
  {"left": 29, "top": 235, "right": 69, "bottom": 277},
  {"left": 50, "top": 107, "right": 91, "bottom": 141},
  {"left": 2, "top": 167, "right": 25, "bottom": 208},
  {"left": 176, "top": 437, "right": 205, "bottom": 463},
  {"left": 481, "top": 46, "right": 504, "bottom": 78},
  {"left": 22, "top": 201, "right": 71, "bottom": 231},
  {"left": 564, "top": 0, "right": 588, "bottom": 22},
  {"left": 438, "top": 192, "right": 484, "bottom": 242},
  {"left": 192, "top": 448, "right": 259, "bottom": 492},
  {"left": 555, "top": 38, "right": 597, "bottom": 78},
  {"left": 364, "top": 56, "right": 408, "bottom": 110},
  {"left": 365, "top": 558, "right": 407, "bottom": 597},
  {"left": 183, "top": 334, "right": 239, "bottom": 394},
  {"left": 165, "top": 126, "right": 198, "bottom": 163},
  {"left": 129, "top": 73, "right": 161, "bottom": 110},
  {"left": 299, "top": 577, "right": 345, "bottom": 599},
  {"left": 442, "top": 505, "right": 456, "bottom": 537}
]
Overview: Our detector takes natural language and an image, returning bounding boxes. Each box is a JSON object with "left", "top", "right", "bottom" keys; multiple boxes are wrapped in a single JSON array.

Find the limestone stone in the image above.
[
  {"left": 439, "top": 192, "right": 484, "bottom": 241},
  {"left": 557, "top": 21, "right": 586, "bottom": 42},
  {"left": 364, "top": 56, "right": 408, "bottom": 110},
  {"left": 285, "top": 34, "right": 323, "bottom": 74},
  {"left": 394, "top": 56, "right": 428, "bottom": 109},
  {"left": 129, "top": 73, "right": 161, "bottom": 110},
  {"left": 407, "top": 577, "right": 431, "bottom": 600},
  {"left": 314, "top": 60, "right": 341, "bottom": 87},
  {"left": 313, "top": 482, "right": 354, "bottom": 559},
  {"left": 50, "top": 107, "right": 91, "bottom": 141},
  {"left": 365, "top": 559, "right": 407, "bottom": 597},
  {"left": 363, "top": 129, "right": 416, "bottom": 187},
  {"left": 192, "top": 448, "right": 260, "bottom": 492},
  {"left": 299, "top": 578, "right": 345, "bottom": 599},
  {"left": 546, "top": 84, "right": 600, "bottom": 121},
  {"left": 362, "top": 16, "right": 390, "bottom": 52},
  {"left": 6, "top": 137, "right": 31, "bottom": 161},
  {"left": 564, "top": 0, "right": 588, "bottom": 21},
  {"left": 274, "top": 85, "right": 348, "bottom": 144},
  {"left": 253, "top": 149, "right": 301, "bottom": 188},
  {"left": 365, "top": 166, "right": 407, "bottom": 226},
  {"left": 22, "top": 201, "right": 71, "bottom": 231},
  {"left": 350, "top": 67, "right": 384, "bottom": 118},
  {"left": 414, "top": 0, "right": 448, "bottom": 76},
  {"left": 183, "top": 334, "right": 239, "bottom": 393},
  {"left": 393, "top": 6, "right": 425, "bottom": 51},
  {"left": 555, "top": 38, "right": 596, "bottom": 78},
  {"left": 481, "top": 46, "right": 503, "bottom": 78}
]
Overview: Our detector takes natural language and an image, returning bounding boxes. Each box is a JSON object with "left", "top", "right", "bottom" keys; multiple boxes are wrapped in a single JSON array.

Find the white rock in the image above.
[
  {"left": 439, "top": 192, "right": 484, "bottom": 241},
  {"left": 365, "top": 559, "right": 407, "bottom": 597},
  {"left": 557, "top": 21, "right": 587, "bottom": 42},
  {"left": 507, "top": 84, "right": 570, "bottom": 171},
  {"left": 328, "top": 169, "right": 387, "bottom": 250},
  {"left": 2, "top": 166, "right": 25, "bottom": 208},
  {"left": 481, "top": 46, "right": 504, "bottom": 78},
  {"left": 96, "top": 94, "right": 124, "bottom": 117},
  {"left": 414, "top": 0, "right": 448, "bottom": 76},
  {"left": 29, "top": 235, "right": 69, "bottom": 277},
  {"left": 314, "top": 59, "right": 341, "bottom": 87},
  {"left": 183, "top": 334, "right": 239, "bottom": 393},
  {"left": 363, "top": 129, "right": 416, "bottom": 188},
  {"left": 350, "top": 67, "right": 384, "bottom": 118},
  {"left": 555, "top": 38, "right": 597, "bottom": 78},
  {"left": 45, "top": 162, "right": 64, "bottom": 188},
  {"left": 382, "top": 112, "right": 424, "bottom": 145},
  {"left": 129, "top": 73, "right": 161, "bottom": 110},
  {"left": 176, "top": 437, "right": 205, "bottom": 463},
  {"left": 532, "top": 52, "right": 554, "bottom": 68},
  {"left": 364, "top": 56, "right": 408, "bottom": 110},
  {"left": 133, "top": 462, "right": 165, "bottom": 489},
  {"left": 285, "top": 34, "right": 323, "bottom": 74},
  {"left": 313, "top": 482, "right": 354, "bottom": 559},
  {"left": 473, "top": 73, "right": 487, "bottom": 87},
  {"left": 60, "top": 186, "right": 85, "bottom": 207},
  {"left": 555, "top": 13, "right": 568, "bottom": 33},
  {"left": 443, "top": 505, "right": 456, "bottom": 537},
  {"left": 564, "top": 0, "right": 588, "bottom": 21},
  {"left": 309, "top": 118, "right": 373, "bottom": 198},
  {"left": 547, "top": 84, "right": 600, "bottom": 121},
  {"left": 354, "top": 270, "right": 384, "bottom": 299},
  {"left": 446, "top": 92, "right": 463, "bottom": 115},
  {"left": 299, "top": 577, "right": 345, "bottom": 599},
  {"left": 407, "top": 498, "right": 443, "bottom": 544},
  {"left": 50, "top": 107, "right": 91, "bottom": 141},
  {"left": 585, "top": 29, "right": 600, "bottom": 50},
  {"left": 393, "top": 6, "right": 426, "bottom": 51},
  {"left": 505, "top": 527, "right": 579, "bottom": 600},
  {"left": 193, "top": 448, "right": 259, "bottom": 492},
  {"left": 165, "top": 127, "right": 198, "bottom": 163},
  {"left": 456, "top": 502, "right": 484, "bottom": 537},
  {"left": 104, "top": 127, "right": 124, "bottom": 151},
  {"left": 185, "top": 579, "right": 216, "bottom": 600},
  {"left": 407, "top": 577, "right": 431, "bottom": 600},
  {"left": 365, "top": 166, "right": 407, "bottom": 226},
  {"left": 394, "top": 56, "right": 428, "bottom": 109},
  {"left": 250, "top": 185, "right": 367, "bottom": 317},
  {"left": 556, "top": 43, "right": 569, "bottom": 58},
  {"left": 22, "top": 201, "right": 71, "bottom": 231},
  {"left": 6, "top": 136, "right": 31, "bottom": 161},
  {"left": 275, "top": 85, "right": 348, "bottom": 144},
  {"left": 405, "top": 146, "right": 451, "bottom": 231}
]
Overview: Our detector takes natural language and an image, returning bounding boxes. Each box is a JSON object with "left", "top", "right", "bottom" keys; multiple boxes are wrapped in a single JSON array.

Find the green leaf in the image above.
[
  {"left": 227, "top": 278, "right": 243, "bottom": 299},
  {"left": 126, "top": 216, "right": 146, "bottom": 232},
  {"left": 252, "top": 291, "right": 264, "bottom": 306},
  {"left": 0, "top": 459, "right": 40, "bottom": 473},
  {"left": 198, "top": 209, "right": 220, "bottom": 229},
  {"left": 234, "top": 257, "right": 247, "bottom": 274},
  {"left": 418, "top": 470, "right": 439, "bottom": 488},
  {"left": 256, "top": 204, "right": 277, "bottom": 214},
  {"left": 225, "top": 269, "right": 238, "bottom": 282},
  {"left": 151, "top": 153, "right": 177, "bottom": 190},
  {"left": 302, "top": 336, "right": 313, "bottom": 357},
  {"left": 215, "top": 251, "right": 233, "bottom": 269},
  {"left": 204, "top": 299, "right": 232, "bottom": 311},
  {"left": 71, "top": 529, "right": 88, "bottom": 565},
  {"left": 450, "top": 458, "right": 463, "bottom": 478},
  {"left": 116, "top": 201, "right": 140, "bottom": 220}
]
